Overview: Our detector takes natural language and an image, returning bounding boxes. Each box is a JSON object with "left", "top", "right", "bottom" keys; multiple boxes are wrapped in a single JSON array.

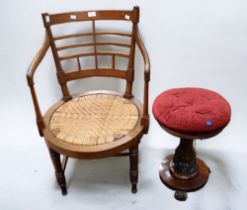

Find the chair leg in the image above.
[
  {"left": 129, "top": 143, "right": 139, "bottom": 193},
  {"left": 48, "top": 148, "right": 67, "bottom": 195}
]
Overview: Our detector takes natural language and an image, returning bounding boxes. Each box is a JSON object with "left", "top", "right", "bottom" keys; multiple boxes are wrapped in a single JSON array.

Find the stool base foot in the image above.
[
  {"left": 174, "top": 191, "right": 187, "bottom": 201},
  {"left": 159, "top": 155, "right": 209, "bottom": 200}
]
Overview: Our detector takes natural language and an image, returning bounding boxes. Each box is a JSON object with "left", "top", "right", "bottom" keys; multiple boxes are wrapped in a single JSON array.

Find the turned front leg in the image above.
[
  {"left": 48, "top": 148, "right": 67, "bottom": 195},
  {"left": 129, "top": 143, "right": 139, "bottom": 193}
]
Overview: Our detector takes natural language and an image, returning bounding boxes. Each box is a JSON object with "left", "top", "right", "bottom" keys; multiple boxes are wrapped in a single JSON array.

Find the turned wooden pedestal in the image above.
[{"left": 159, "top": 138, "right": 210, "bottom": 201}]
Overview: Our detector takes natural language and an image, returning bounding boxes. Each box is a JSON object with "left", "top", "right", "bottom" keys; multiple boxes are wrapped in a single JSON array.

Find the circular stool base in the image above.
[{"left": 159, "top": 155, "right": 210, "bottom": 200}]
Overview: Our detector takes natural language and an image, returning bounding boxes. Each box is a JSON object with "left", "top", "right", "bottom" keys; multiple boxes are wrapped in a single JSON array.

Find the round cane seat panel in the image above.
[
  {"left": 152, "top": 88, "right": 231, "bottom": 136},
  {"left": 49, "top": 93, "right": 139, "bottom": 146}
]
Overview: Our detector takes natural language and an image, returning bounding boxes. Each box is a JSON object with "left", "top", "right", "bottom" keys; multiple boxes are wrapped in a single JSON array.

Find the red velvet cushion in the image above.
[{"left": 152, "top": 88, "right": 231, "bottom": 136}]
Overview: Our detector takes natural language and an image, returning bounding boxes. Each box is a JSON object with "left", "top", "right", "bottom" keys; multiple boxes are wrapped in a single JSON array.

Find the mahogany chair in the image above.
[{"left": 26, "top": 7, "right": 150, "bottom": 195}]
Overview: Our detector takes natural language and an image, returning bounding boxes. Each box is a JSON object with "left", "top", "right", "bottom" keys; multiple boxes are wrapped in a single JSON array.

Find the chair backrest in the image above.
[{"left": 42, "top": 7, "right": 139, "bottom": 100}]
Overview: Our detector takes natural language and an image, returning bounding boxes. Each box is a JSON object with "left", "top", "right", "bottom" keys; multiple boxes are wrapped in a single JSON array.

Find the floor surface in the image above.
[{"left": 1, "top": 144, "right": 246, "bottom": 210}]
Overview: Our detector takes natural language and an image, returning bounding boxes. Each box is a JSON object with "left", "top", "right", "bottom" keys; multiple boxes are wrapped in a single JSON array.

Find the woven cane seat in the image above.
[{"left": 49, "top": 93, "right": 139, "bottom": 146}]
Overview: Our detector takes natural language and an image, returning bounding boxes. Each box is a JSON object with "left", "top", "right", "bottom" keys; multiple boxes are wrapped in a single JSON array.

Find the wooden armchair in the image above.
[{"left": 26, "top": 6, "right": 150, "bottom": 195}]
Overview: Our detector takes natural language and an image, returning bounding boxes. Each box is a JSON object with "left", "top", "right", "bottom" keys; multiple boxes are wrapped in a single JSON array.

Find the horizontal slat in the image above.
[
  {"left": 57, "top": 42, "right": 94, "bottom": 51},
  {"left": 65, "top": 69, "right": 127, "bottom": 81},
  {"left": 43, "top": 10, "right": 138, "bottom": 25},
  {"left": 57, "top": 41, "right": 131, "bottom": 51},
  {"left": 59, "top": 51, "right": 129, "bottom": 60},
  {"left": 96, "top": 31, "right": 132, "bottom": 37},
  {"left": 54, "top": 31, "right": 132, "bottom": 41}
]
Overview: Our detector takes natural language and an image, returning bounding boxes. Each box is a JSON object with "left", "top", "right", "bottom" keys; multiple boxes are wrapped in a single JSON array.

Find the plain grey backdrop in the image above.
[{"left": 1, "top": 0, "right": 247, "bottom": 209}]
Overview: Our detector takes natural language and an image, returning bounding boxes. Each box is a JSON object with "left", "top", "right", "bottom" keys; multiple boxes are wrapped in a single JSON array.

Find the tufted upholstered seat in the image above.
[{"left": 153, "top": 87, "right": 231, "bottom": 137}]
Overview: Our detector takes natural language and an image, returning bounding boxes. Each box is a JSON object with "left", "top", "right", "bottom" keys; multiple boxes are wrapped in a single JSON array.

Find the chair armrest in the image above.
[
  {"left": 136, "top": 28, "right": 150, "bottom": 134},
  {"left": 26, "top": 31, "right": 50, "bottom": 136},
  {"left": 26, "top": 31, "right": 50, "bottom": 85}
]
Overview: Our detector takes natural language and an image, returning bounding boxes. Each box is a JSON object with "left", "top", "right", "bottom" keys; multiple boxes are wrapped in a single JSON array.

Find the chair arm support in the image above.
[
  {"left": 136, "top": 29, "right": 150, "bottom": 134},
  {"left": 26, "top": 31, "right": 50, "bottom": 136},
  {"left": 26, "top": 31, "right": 50, "bottom": 84}
]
